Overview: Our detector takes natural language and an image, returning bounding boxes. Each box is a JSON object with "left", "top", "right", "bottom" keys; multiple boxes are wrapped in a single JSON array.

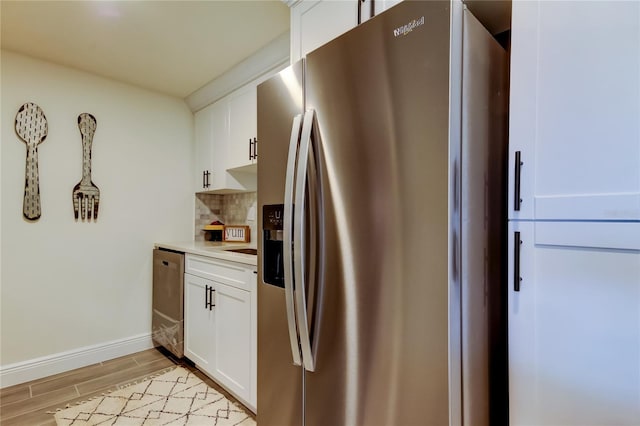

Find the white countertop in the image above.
[{"left": 155, "top": 241, "right": 257, "bottom": 266}]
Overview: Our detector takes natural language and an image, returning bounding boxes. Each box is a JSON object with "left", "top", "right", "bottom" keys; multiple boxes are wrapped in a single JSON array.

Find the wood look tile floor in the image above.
[{"left": 0, "top": 348, "right": 255, "bottom": 425}]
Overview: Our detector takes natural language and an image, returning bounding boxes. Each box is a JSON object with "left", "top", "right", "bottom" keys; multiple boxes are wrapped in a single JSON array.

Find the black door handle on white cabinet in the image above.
[
  {"left": 514, "top": 151, "right": 523, "bottom": 211},
  {"left": 249, "top": 138, "right": 258, "bottom": 161},
  {"left": 205, "top": 284, "right": 210, "bottom": 309},
  {"left": 514, "top": 231, "right": 522, "bottom": 292},
  {"left": 357, "top": 0, "right": 375, "bottom": 25},
  {"left": 209, "top": 287, "right": 215, "bottom": 309}
]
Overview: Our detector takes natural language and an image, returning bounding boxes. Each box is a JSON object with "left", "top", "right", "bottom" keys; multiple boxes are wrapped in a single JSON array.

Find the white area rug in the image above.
[{"left": 54, "top": 367, "right": 255, "bottom": 425}]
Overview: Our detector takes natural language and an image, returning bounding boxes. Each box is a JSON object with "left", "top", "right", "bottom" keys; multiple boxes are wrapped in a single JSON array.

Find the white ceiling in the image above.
[{"left": 1, "top": 1, "right": 290, "bottom": 99}]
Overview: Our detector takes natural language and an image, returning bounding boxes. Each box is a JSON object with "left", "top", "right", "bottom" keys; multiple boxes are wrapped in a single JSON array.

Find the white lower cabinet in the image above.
[
  {"left": 508, "top": 221, "right": 640, "bottom": 425},
  {"left": 211, "top": 282, "right": 252, "bottom": 402},
  {"left": 184, "top": 273, "right": 215, "bottom": 371},
  {"left": 184, "top": 254, "right": 257, "bottom": 412}
]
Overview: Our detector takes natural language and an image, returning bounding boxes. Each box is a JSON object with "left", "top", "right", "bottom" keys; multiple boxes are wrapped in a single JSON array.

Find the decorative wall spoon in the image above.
[{"left": 15, "top": 103, "right": 48, "bottom": 221}]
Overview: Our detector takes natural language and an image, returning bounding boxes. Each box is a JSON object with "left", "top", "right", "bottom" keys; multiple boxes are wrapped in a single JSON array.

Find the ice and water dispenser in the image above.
[{"left": 263, "top": 204, "right": 285, "bottom": 288}]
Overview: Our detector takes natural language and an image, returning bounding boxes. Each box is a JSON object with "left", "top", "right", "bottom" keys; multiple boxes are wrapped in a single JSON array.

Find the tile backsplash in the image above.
[{"left": 195, "top": 192, "right": 257, "bottom": 242}]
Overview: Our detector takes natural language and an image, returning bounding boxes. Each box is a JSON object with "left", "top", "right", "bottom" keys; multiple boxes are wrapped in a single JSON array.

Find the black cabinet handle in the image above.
[
  {"left": 202, "top": 170, "right": 210, "bottom": 188},
  {"left": 357, "top": 0, "right": 374, "bottom": 25},
  {"left": 514, "top": 151, "right": 523, "bottom": 211},
  {"left": 357, "top": 0, "right": 365, "bottom": 24},
  {"left": 162, "top": 260, "right": 169, "bottom": 266},
  {"left": 249, "top": 138, "right": 258, "bottom": 161},
  {"left": 202, "top": 170, "right": 210, "bottom": 189},
  {"left": 514, "top": 232, "right": 522, "bottom": 292},
  {"left": 204, "top": 285, "right": 215, "bottom": 309}
]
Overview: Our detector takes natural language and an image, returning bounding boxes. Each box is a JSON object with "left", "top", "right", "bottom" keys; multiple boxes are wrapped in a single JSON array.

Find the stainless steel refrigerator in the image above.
[{"left": 257, "top": 1, "right": 508, "bottom": 425}]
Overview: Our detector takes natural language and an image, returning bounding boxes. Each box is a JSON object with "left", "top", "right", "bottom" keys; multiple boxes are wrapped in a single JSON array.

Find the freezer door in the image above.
[
  {"left": 303, "top": 2, "right": 452, "bottom": 425},
  {"left": 257, "top": 62, "right": 304, "bottom": 426}
]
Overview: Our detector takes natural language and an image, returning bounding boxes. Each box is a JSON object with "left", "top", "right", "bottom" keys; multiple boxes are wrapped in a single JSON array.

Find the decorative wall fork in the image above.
[{"left": 73, "top": 113, "right": 100, "bottom": 221}]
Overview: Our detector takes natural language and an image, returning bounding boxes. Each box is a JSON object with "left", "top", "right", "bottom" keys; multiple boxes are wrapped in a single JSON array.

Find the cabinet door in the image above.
[
  {"left": 508, "top": 221, "right": 640, "bottom": 425},
  {"left": 208, "top": 98, "right": 235, "bottom": 191},
  {"left": 375, "top": 0, "right": 402, "bottom": 15},
  {"left": 184, "top": 273, "right": 214, "bottom": 371},
  {"left": 194, "top": 104, "right": 214, "bottom": 192},
  {"left": 508, "top": 1, "right": 640, "bottom": 221},
  {"left": 198, "top": 97, "right": 247, "bottom": 192},
  {"left": 227, "top": 83, "right": 257, "bottom": 170},
  {"left": 290, "top": 0, "right": 355, "bottom": 63},
  {"left": 211, "top": 281, "right": 253, "bottom": 405}
]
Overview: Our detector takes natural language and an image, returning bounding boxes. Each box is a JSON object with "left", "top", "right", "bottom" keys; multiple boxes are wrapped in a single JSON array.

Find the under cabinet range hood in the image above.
[{"left": 257, "top": 1, "right": 509, "bottom": 425}]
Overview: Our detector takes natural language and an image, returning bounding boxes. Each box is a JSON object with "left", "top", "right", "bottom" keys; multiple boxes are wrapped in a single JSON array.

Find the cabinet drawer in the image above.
[{"left": 185, "top": 254, "right": 253, "bottom": 292}]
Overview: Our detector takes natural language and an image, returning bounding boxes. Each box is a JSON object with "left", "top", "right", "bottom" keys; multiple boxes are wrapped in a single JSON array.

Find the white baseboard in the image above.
[{"left": 0, "top": 333, "right": 154, "bottom": 388}]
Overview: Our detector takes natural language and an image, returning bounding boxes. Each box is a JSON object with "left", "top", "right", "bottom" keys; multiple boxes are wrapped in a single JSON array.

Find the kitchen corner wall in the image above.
[
  {"left": 0, "top": 51, "right": 194, "bottom": 368},
  {"left": 195, "top": 192, "right": 257, "bottom": 242}
]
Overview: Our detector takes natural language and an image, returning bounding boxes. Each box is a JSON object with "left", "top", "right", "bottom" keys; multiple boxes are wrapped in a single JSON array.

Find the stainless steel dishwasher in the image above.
[{"left": 152, "top": 248, "right": 184, "bottom": 358}]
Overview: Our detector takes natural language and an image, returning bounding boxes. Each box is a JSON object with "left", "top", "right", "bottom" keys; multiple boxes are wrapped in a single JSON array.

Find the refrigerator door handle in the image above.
[
  {"left": 295, "top": 109, "right": 319, "bottom": 372},
  {"left": 284, "top": 114, "right": 304, "bottom": 366}
]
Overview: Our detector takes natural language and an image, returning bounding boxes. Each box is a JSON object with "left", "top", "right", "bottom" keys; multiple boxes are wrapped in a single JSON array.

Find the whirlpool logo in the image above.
[{"left": 393, "top": 16, "right": 425, "bottom": 37}]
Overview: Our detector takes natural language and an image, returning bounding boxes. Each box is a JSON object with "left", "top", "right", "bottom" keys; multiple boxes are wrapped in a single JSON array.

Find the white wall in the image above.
[{"left": 0, "top": 51, "right": 194, "bottom": 372}]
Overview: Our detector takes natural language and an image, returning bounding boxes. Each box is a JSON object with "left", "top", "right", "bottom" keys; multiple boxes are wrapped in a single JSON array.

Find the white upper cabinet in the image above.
[
  {"left": 376, "top": 0, "right": 402, "bottom": 15},
  {"left": 291, "top": 0, "right": 354, "bottom": 63},
  {"left": 508, "top": 1, "right": 640, "bottom": 221},
  {"left": 289, "top": 0, "right": 402, "bottom": 63},
  {"left": 508, "top": 221, "right": 640, "bottom": 425},
  {"left": 193, "top": 85, "right": 257, "bottom": 193},
  {"left": 227, "top": 82, "right": 258, "bottom": 171},
  {"left": 209, "top": 98, "right": 246, "bottom": 192},
  {"left": 194, "top": 104, "right": 215, "bottom": 192}
]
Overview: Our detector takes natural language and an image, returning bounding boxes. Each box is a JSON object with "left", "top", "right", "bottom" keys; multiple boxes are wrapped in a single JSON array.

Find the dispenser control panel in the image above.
[{"left": 262, "top": 204, "right": 285, "bottom": 288}]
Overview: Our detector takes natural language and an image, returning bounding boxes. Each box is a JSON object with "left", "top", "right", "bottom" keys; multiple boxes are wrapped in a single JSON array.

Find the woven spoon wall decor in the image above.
[
  {"left": 73, "top": 113, "right": 100, "bottom": 221},
  {"left": 15, "top": 102, "right": 48, "bottom": 221}
]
